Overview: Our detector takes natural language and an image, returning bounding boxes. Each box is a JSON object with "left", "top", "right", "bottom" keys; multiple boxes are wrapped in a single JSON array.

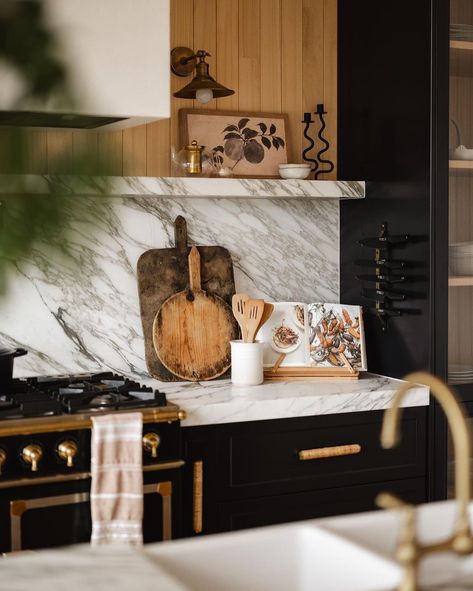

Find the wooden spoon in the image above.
[
  {"left": 232, "top": 293, "right": 249, "bottom": 341},
  {"left": 255, "top": 302, "right": 274, "bottom": 336},
  {"left": 245, "top": 299, "right": 265, "bottom": 343}
]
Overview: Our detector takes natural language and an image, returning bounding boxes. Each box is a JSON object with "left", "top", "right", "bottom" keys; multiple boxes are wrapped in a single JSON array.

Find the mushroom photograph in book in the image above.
[{"left": 307, "top": 303, "right": 367, "bottom": 371}]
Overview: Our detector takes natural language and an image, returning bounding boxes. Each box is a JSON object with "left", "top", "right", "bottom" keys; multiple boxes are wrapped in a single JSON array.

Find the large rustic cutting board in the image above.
[
  {"left": 153, "top": 246, "right": 238, "bottom": 381},
  {"left": 137, "top": 216, "right": 236, "bottom": 381}
]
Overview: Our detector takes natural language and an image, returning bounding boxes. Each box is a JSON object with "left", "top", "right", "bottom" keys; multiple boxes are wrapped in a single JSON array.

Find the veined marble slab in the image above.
[
  {"left": 0, "top": 544, "right": 190, "bottom": 591},
  {"left": 0, "top": 174, "right": 365, "bottom": 199},
  {"left": 1, "top": 191, "right": 339, "bottom": 377},
  {"left": 142, "top": 373, "right": 429, "bottom": 427}
]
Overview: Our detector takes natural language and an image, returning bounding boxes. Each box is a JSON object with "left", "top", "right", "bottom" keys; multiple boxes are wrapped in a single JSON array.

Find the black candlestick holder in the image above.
[{"left": 301, "top": 104, "right": 335, "bottom": 179}]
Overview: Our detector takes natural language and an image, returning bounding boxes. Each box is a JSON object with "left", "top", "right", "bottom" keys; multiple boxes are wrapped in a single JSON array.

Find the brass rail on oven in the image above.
[{"left": 0, "top": 409, "right": 186, "bottom": 437}]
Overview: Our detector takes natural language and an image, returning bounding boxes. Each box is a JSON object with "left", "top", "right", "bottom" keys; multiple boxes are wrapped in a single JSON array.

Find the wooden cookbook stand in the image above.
[{"left": 264, "top": 352, "right": 360, "bottom": 381}]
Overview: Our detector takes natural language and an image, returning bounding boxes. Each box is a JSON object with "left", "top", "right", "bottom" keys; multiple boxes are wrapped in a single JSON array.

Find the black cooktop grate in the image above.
[{"left": 0, "top": 372, "right": 167, "bottom": 420}]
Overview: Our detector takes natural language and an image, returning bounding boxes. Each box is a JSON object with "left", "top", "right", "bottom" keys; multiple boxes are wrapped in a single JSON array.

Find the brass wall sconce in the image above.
[{"left": 171, "top": 47, "right": 235, "bottom": 104}]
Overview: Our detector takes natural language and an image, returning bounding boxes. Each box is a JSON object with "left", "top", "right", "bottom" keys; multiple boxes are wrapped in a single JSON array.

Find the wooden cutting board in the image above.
[
  {"left": 153, "top": 247, "right": 238, "bottom": 381},
  {"left": 137, "top": 216, "right": 236, "bottom": 381}
]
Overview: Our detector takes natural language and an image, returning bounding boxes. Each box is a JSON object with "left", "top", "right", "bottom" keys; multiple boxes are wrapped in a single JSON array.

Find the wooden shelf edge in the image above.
[
  {"left": 449, "top": 160, "right": 473, "bottom": 170},
  {"left": 450, "top": 40, "right": 473, "bottom": 52},
  {"left": 449, "top": 276, "right": 473, "bottom": 287}
]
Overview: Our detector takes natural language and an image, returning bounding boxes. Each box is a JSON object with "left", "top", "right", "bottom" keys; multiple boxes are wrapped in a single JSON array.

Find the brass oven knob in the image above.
[
  {"left": 143, "top": 432, "right": 161, "bottom": 458},
  {"left": 22, "top": 444, "right": 43, "bottom": 472},
  {"left": 57, "top": 440, "right": 78, "bottom": 468},
  {"left": 0, "top": 448, "right": 6, "bottom": 476}
]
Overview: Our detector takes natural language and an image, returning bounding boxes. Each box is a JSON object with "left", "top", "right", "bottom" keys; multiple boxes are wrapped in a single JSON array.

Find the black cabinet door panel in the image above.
[
  {"left": 217, "top": 478, "right": 426, "bottom": 533},
  {"left": 218, "top": 408, "right": 426, "bottom": 499}
]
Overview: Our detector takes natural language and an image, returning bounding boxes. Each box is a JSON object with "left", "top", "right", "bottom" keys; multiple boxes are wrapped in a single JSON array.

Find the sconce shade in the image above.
[{"left": 171, "top": 47, "right": 234, "bottom": 100}]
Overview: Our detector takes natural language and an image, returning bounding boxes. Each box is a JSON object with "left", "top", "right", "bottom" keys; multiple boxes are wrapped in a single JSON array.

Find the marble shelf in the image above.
[{"left": 0, "top": 175, "right": 365, "bottom": 200}]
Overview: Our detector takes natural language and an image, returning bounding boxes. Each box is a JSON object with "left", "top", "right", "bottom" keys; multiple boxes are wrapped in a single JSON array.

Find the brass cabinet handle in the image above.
[
  {"left": 0, "top": 448, "right": 6, "bottom": 476},
  {"left": 193, "top": 461, "right": 203, "bottom": 534},
  {"left": 298, "top": 444, "right": 362, "bottom": 461}
]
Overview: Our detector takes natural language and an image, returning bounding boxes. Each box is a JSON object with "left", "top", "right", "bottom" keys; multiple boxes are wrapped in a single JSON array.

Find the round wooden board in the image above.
[{"left": 153, "top": 290, "right": 238, "bottom": 381}]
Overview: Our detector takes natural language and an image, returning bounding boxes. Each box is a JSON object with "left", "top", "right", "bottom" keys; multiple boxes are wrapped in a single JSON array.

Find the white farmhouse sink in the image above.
[
  {"left": 321, "top": 500, "right": 473, "bottom": 589},
  {"left": 148, "top": 523, "right": 401, "bottom": 591}
]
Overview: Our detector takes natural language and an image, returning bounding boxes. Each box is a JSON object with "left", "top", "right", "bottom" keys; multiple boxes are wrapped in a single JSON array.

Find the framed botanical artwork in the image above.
[{"left": 179, "top": 109, "right": 290, "bottom": 178}]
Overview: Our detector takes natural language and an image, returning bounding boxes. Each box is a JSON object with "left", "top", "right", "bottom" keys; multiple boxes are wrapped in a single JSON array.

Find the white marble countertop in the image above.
[{"left": 142, "top": 372, "right": 429, "bottom": 427}]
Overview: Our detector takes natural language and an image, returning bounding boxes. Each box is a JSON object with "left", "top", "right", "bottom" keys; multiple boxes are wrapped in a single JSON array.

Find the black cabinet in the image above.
[
  {"left": 181, "top": 408, "right": 427, "bottom": 537},
  {"left": 337, "top": 0, "right": 451, "bottom": 501}
]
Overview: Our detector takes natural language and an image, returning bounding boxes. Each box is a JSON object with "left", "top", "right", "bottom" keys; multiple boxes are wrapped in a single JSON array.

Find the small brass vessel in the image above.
[{"left": 183, "top": 140, "right": 204, "bottom": 175}]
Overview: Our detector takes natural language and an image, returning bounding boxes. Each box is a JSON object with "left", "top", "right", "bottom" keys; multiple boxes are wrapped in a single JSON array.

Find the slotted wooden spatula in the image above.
[
  {"left": 245, "top": 299, "right": 265, "bottom": 343},
  {"left": 232, "top": 293, "right": 249, "bottom": 341}
]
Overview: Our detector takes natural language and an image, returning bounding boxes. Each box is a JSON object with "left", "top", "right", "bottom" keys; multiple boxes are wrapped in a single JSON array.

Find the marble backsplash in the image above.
[{"left": 0, "top": 194, "right": 339, "bottom": 378}]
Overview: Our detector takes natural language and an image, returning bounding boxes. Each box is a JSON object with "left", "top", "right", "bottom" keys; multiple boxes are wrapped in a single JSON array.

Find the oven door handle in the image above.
[{"left": 10, "top": 480, "right": 174, "bottom": 552}]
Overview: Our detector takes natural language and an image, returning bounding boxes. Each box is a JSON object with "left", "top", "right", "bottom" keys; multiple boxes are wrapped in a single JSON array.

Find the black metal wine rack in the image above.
[{"left": 356, "top": 222, "right": 409, "bottom": 332}]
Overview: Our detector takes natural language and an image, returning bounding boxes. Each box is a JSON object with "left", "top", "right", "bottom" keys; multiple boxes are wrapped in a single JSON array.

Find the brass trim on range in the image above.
[
  {"left": 156, "top": 481, "right": 173, "bottom": 541},
  {"left": 0, "top": 408, "right": 186, "bottom": 437},
  {"left": 298, "top": 444, "right": 362, "bottom": 461},
  {"left": 193, "top": 461, "right": 203, "bottom": 534},
  {"left": 0, "top": 460, "right": 185, "bottom": 489},
  {"left": 9, "top": 480, "right": 175, "bottom": 552}
]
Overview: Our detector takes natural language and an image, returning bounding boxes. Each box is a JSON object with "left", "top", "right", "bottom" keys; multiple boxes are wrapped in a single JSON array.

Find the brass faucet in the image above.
[{"left": 377, "top": 371, "right": 473, "bottom": 591}]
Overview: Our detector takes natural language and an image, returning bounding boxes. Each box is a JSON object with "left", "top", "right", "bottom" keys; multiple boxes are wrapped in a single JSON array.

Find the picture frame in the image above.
[{"left": 179, "top": 109, "right": 291, "bottom": 178}]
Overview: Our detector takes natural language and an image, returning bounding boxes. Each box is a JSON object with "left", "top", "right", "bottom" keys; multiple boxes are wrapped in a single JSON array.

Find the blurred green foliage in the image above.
[{"left": 0, "top": 1, "right": 108, "bottom": 295}]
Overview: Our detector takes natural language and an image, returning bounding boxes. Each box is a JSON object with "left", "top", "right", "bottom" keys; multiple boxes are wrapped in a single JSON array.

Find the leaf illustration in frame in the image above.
[
  {"left": 261, "top": 136, "right": 271, "bottom": 150},
  {"left": 223, "top": 124, "right": 239, "bottom": 132},
  {"left": 269, "top": 123, "right": 276, "bottom": 135},
  {"left": 238, "top": 118, "right": 250, "bottom": 130},
  {"left": 242, "top": 128, "right": 258, "bottom": 139},
  {"left": 272, "top": 137, "right": 279, "bottom": 149},
  {"left": 258, "top": 122, "right": 267, "bottom": 133},
  {"left": 224, "top": 132, "right": 242, "bottom": 140}
]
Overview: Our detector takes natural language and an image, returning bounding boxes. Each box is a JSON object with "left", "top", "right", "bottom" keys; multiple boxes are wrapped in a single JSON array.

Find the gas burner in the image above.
[{"left": 0, "top": 372, "right": 168, "bottom": 419}]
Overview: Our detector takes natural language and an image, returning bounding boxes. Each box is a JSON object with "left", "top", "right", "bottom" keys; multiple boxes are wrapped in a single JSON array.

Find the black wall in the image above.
[{"left": 338, "top": 0, "right": 434, "bottom": 378}]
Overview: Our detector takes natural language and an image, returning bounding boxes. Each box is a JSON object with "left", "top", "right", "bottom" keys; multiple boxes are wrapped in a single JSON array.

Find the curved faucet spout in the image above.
[{"left": 381, "top": 372, "right": 472, "bottom": 544}]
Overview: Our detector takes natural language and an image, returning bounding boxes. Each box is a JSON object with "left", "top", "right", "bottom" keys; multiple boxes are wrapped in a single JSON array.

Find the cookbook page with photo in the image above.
[
  {"left": 259, "top": 302, "right": 309, "bottom": 367},
  {"left": 307, "top": 303, "right": 367, "bottom": 370}
]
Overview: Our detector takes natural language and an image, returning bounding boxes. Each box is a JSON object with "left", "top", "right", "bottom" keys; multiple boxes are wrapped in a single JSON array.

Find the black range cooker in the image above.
[{"left": 0, "top": 372, "right": 184, "bottom": 553}]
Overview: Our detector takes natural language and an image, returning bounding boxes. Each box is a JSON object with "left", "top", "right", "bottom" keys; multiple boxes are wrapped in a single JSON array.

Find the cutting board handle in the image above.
[
  {"left": 174, "top": 216, "right": 188, "bottom": 256},
  {"left": 188, "top": 246, "right": 202, "bottom": 292}
]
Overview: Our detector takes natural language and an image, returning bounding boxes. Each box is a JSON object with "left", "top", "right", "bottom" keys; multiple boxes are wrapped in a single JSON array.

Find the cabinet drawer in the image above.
[
  {"left": 217, "top": 477, "right": 426, "bottom": 533},
  {"left": 218, "top": 408, "right": 426, "bottom": 499}
]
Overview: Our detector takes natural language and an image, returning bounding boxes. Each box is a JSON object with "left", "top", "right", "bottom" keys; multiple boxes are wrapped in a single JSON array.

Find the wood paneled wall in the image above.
[{"left": 1, "top": 0, "right": 337, "bottom": 178}]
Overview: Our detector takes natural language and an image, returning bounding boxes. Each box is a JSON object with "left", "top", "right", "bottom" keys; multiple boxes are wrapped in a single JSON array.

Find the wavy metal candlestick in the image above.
[
  {"left": 314, "top": 104, "right": 334, "bottom": 179},
  {"left": 301, "top": 112, "right": 318, "bottom": 174}
]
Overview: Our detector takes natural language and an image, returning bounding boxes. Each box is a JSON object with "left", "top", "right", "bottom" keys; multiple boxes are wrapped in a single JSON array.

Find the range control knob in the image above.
[
  {"left": 57, "top": 440, "right": 78, "bottom": 468},
  {"left": 22, "top": 444, "right": 43, "bottom": 472},
  {"left": 142, "top": 432, "right": 161, "bottom": 458},
  {"left": 0, "top": 448, "right": 6, "bottom": 476}
]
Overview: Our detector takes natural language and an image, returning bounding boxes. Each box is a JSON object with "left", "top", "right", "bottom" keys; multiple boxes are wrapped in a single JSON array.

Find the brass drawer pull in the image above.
[
  {"left": 193, "top": 461, "right": 203, "bottom": 534},
  {"left": 298, "top": 444, "right": 362, "bottom": 461}
]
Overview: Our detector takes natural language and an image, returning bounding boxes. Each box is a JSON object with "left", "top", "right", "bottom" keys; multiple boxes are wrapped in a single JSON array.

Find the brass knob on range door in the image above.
[
  {"left": 0, "top": 448, "right": 6, "bottom": 476},
  {"left": 22, "top": 444, "right": 43, "bottom": 472},
  {"left": 57, "top": 440, "right": 78, "bottom": 468},
  {"left": 143, "top": 432, "right": 161, "bottom": 458}
]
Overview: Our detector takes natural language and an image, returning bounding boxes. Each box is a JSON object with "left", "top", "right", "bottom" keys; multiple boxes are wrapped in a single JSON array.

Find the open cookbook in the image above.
[{"left": 257, "top": 302, "right": 367, "bottom": 370}]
